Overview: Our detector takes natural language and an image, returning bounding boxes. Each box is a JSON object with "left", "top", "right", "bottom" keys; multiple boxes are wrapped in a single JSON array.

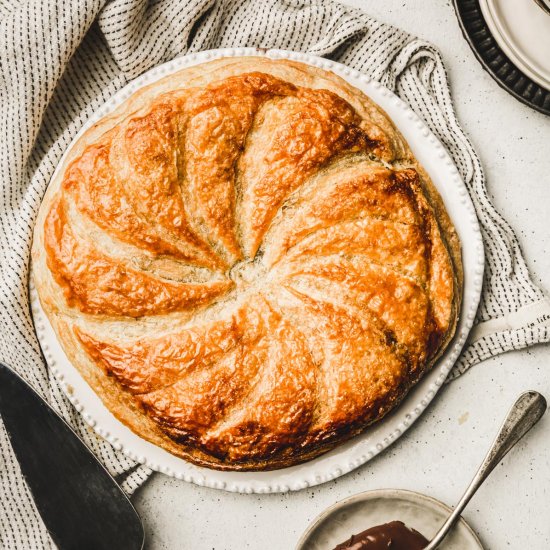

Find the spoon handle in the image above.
[{"left": 424, "top": 391, "right": 547, "bottom": 550}]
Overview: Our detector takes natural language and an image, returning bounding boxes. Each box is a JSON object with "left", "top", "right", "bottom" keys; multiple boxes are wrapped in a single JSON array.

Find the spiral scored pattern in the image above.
[{"left": 33, "top": 57, "right": 461, "bottom": 471}]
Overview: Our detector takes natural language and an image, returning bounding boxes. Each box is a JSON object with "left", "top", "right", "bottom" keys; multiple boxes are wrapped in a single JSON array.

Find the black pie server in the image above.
[{"left": 0, "top": 362, "right": 145, "bottom": 550}]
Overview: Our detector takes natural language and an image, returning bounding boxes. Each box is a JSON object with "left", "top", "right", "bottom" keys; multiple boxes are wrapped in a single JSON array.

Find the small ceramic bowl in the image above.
[{"left": 296, "top": 489, "right": 484, "bottom": 549}]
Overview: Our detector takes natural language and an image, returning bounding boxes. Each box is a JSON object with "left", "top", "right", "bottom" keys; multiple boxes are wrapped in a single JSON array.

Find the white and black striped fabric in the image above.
[{"left": 1, "top": 1, "right": 549, "bottom": 547}]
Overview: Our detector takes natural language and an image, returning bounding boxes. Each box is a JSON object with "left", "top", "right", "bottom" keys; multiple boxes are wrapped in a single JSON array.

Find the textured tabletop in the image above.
[{"left": 133, "top": 2, "right": 550, "bottom": 548}]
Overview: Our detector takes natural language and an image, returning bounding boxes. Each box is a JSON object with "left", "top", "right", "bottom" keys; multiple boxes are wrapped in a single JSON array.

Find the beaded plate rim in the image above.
[{"left": 30, "top": 47, "right": 485, "bottom": 494}]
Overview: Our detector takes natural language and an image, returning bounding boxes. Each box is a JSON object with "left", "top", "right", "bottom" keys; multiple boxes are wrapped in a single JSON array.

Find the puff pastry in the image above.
[{"left": 32, "top": 57, "right": 462, "bottom": 471}]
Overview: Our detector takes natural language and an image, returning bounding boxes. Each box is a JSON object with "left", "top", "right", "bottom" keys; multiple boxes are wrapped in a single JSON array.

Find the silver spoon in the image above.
[
  {"left": 534, "top": 0, "right": 550, "bottom": 16},
  {"left": 424, "top": 391, "right": 547, "bottom": 549}
]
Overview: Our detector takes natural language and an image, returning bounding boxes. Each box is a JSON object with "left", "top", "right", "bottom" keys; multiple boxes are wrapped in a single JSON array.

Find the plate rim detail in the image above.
[
  {"left": 454, "top": 0, "right": 550, "bottom": 116},
  {"left": 479, "top": 0, "right": 550, "bottom": 91}
]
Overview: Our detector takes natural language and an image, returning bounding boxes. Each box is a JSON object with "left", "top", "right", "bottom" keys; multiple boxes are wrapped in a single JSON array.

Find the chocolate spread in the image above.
[{"left": 333, "top": 520, "right": 429, "bottom": 549}]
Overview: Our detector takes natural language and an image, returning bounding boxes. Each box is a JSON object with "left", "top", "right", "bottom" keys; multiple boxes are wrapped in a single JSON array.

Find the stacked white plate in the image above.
[{"left": 480, "top": 0, "right": 550, "bottom": 91}]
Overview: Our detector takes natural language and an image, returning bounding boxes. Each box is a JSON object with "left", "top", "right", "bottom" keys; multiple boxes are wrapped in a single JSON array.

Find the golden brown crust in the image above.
[{"left": 32, "top": 57, "right": 462, "bottom": 471}]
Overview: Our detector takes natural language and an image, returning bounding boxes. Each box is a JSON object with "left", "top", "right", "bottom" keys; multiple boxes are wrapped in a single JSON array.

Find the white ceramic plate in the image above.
[
  {"left": 296, "top": 489, "right": 484, "bottom": 549},
  {"left": 30, "top": 48, "right": 484, "bottom": 494},
  {"left": 480, "top": 0, "right": 550, "bottom": 91}
]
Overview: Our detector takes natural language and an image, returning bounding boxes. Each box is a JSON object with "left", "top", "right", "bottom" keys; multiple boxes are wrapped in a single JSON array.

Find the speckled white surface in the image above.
[{"left": 132, "top": 1, "right": 550, "bottom": 548}]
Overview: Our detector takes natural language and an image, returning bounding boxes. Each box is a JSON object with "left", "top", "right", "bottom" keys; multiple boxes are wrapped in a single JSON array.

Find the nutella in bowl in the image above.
[
  {"left": 296, "top": 489, "right": 483, "bottom": 550},
  {"left": 333, "top": 521, "right": 428, "bottom": 549}
]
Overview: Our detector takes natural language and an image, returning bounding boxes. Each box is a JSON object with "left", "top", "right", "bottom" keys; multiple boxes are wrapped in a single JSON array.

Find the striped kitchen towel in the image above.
[{"left": 1, "top": 0, "right": 549, "bottom": 547}]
